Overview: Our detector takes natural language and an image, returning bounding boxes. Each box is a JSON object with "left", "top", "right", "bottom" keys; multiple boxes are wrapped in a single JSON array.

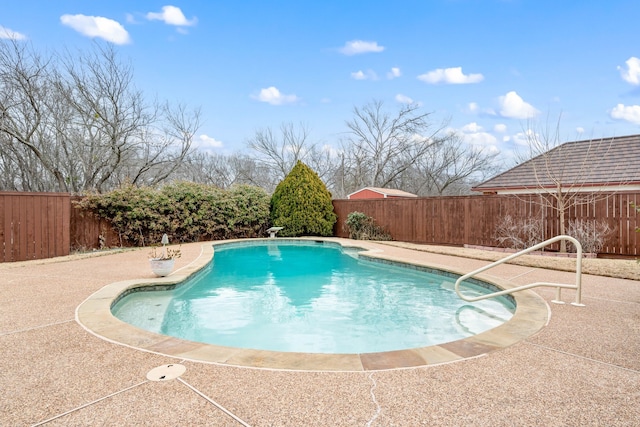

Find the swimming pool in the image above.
[{"left": 112, "top": 240, "right": 515, "bottom": 354}]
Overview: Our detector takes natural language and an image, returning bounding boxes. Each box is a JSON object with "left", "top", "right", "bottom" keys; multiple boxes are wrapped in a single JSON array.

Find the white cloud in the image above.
[
  {"left": 196, "top": 134, "right": 223, "bottom": 149},
  {"left": 467, "top": 101, "right": 497, "bottom": 116},
  {"left": 338, "top": 40, "right": 384, "bottom": 55},
  {"left": 146, "top": 5, "right": 197, "bottom": 26},
  {"left": 387, "top": 67, "right": 401, "bottom": 79},
  {"left": 351, "top": 69, "right": 377, "bottom": 80},
  {"left": 417, "top": 67, "right": 484, "bottom": 84},
  {"left": 395, "top": 94, "right": 414, "bottom": 104},
  {"left": 458, "top": 122, "right": 499, "bottom": 153},
  {"left": 610, "top": 103, "right": 640, "bottom": 124},
  {"left": 494, "top": 123, "right": 507, "bottom": 133},
  {"left": 618, "top": 57, "right": 640, "bottom": 85},
  {"left": 576, "top": 127, "right": 585, "bottom": 134},
  {"left": 0, "top": 25, "right": 27, "bottom": 40},
  {"left": 462, "top": 135, "right": 499, "bottom": 154},
  {"left": 252, "top": 86, "right": 299, "bottom": 105},
  {"left": 512, "top": 129, "right": 537, "bottom": 147},
  {"left": 461, "top": 122, "right": 483, "bottom": 133},
  {"left": 60, "top": 14, "right": 130, "bottom": 44},
  {"left": 467, "top": 102, "right": 479, "bottom": 113},
  {"left": 351, "top": 70, "right": 366, "bottom": 80},
  {"left": 498, "top": 91, "right": 539, "bottom": 119}
]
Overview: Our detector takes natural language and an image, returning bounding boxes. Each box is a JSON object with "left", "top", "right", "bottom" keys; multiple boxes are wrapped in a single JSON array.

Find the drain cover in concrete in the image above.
[{"left": 146, "top": 364, "right": 186, "bottom": 381}]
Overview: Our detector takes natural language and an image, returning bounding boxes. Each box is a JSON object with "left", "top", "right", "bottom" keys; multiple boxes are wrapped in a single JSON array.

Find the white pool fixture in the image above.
[
  {"left": 266, "top": 226, "right": 283, "bottom": 238},
  {"left": 455, "top": 235, "right": 585, "bottom": 307},
  {"left": 146, "top": 364, "right": 186, "bottom": 381}
]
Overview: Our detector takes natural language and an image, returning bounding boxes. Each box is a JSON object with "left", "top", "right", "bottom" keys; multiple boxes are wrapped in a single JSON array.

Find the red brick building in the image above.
[{"left": 346, "top": 187, "right": 418, "bottom": 200}]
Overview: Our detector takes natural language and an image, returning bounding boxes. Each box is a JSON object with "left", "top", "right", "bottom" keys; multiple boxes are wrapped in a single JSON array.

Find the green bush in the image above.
[
  {"left": 345, "top": 211, "right": 391, "bottom": 241},
  {"left": 270, "top": 160, "right": 337, "bottom": 237},
  {"left": 75, "top": 182, "right": 270, "bottom": 246}
]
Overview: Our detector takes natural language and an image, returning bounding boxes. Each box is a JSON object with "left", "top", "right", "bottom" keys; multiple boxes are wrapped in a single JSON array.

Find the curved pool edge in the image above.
[{"left": 76, "top": 238, "right": 550, "bottom": 372}]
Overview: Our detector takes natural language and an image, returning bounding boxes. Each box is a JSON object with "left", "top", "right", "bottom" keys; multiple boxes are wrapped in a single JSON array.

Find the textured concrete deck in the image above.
[{"left": 1, "top": 239, "right": 639, "bottom": 426}]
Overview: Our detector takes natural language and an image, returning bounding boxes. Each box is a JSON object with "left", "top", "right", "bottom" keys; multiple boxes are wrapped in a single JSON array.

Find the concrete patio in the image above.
[{"left": 1, "top": 240, "right": 638, "bottom": 426}]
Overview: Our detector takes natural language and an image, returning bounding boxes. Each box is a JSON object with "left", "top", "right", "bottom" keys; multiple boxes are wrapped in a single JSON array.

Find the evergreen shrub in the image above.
[{"left": 270, "top": 160, "right": 337, "bottom": 237}]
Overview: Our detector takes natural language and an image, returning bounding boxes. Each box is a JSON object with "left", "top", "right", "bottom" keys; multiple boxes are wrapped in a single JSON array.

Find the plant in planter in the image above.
[{"left": 149, "top": 234, "right": 181, "bottom": 276}]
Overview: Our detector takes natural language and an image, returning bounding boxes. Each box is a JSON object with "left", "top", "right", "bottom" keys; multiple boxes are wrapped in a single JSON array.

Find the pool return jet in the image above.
[{"left": 455, "top": 235, "right": 585, "bottom": 307}]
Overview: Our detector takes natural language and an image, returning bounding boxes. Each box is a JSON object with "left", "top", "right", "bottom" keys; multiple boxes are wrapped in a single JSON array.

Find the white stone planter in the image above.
[{"left": 149, "top": 258, "right": 175, "bottom": 277}]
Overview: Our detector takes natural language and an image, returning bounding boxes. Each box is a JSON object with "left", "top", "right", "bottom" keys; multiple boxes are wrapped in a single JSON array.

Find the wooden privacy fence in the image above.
[
  {"left": 333, "top": 192, "right": 640, "bottom": 256},
  {"left": 1, "top": 193, "right": 122, "bottom": 262},
  {"left": 2, "top": 191, "right": 640, "bottom": 262},
  {"left": 0, "top": 192, "right": 70, "bottom": 262},
  {"left": 69, "top": 196, "right": 123, "bottom": 251}
]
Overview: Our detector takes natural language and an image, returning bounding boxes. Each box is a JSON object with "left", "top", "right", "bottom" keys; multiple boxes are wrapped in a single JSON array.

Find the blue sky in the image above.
[{"left": 2, "top": 0, "right": 640, "bottom": 161}]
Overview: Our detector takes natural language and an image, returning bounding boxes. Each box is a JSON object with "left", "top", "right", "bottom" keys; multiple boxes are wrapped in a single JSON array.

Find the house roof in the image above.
[
  {"left": 472, "top": 134, "right": 640, "bottom": 193},
  {"left": 347, "top": 187, "right": 418, "bottom": 198}
]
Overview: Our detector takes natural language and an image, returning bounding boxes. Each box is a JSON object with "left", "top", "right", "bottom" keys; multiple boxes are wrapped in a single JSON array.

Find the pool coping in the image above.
[{"left": 75, "top": 238, "right": 550, "bottom": 372}]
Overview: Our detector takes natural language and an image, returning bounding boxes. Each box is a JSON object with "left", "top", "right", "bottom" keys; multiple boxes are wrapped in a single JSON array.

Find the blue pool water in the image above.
[{"left": 112, "top": 241, "right": 515, "bottom": 354}]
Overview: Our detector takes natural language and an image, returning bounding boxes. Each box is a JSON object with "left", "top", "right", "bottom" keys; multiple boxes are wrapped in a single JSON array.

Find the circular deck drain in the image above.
[{"left": 146, "top": 364, "right": 186, "bottom": 381}]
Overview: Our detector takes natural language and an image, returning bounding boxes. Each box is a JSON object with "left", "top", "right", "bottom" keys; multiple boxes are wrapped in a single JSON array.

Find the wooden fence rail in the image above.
[
  {"left": 2, "top": 191, "right": 639, "bottom": 262},
  {"left": 333, "top": 192, "right": 640, "bottom": 256}
]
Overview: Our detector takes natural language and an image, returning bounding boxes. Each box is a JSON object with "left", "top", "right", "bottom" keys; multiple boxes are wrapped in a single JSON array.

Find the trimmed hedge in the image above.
[{"left": 75, "top": 182, "right": 271, "bottom": 246}]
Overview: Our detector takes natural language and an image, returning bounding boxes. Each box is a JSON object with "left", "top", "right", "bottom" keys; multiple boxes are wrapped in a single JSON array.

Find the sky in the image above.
[{"left": 2, "top": 0, "right": 640, "bottom": 163}]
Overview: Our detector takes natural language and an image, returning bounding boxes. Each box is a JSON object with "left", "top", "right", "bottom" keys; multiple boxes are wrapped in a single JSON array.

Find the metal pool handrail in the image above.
[{"left": 454, "top": 235, "right": 585, "bottom": 307}]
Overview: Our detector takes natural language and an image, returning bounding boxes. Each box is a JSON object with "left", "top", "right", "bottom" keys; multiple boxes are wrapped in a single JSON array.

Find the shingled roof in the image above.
[{"left": 472, "top": 134, "right": 640, "bottom": 194}]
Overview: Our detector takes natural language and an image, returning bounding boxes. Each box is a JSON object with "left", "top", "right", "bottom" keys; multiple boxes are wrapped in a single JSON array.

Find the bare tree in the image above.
[
  {"left": 0, "top": 40, "right": 200, "bottom": 193},
  {"left": 58, "top": 45, "right": 200, "bottom": 191},
  {"left": 248, "top": 122, "right": 310, "bottom": 177},
  {"left": 176, "top": 152, "right": 273, "bottom": 189},
  {"left": 0, "top": 132, "right": 53, "bottom": 190},
  {"left": 403, "top": 132, "right": 499, "bottom": 195},
  {"left": 125, "top": 101, "right": 200, "bottom": 187},
  {"left": 515, "top": 119, "right": 619, "bottom": 252},
  {"left": 0, "top": 40, "right": 68, "bottom": 190},
  {"left": 246, "top": 122, "right": 338, "bottom": 191},
  {"left": 340, "top": 100, "right": 449, "bottom": 193}
]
